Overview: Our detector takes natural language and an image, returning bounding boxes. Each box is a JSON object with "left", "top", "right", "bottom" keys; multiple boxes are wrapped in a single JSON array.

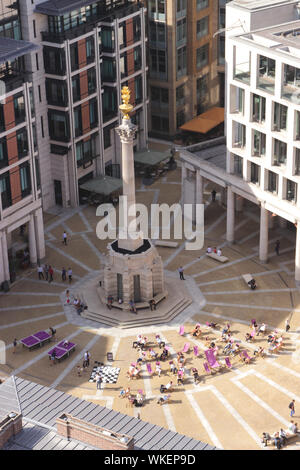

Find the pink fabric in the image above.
[
  {"left": 182, "top": 343, "right": 190, "bottom": 353},
  {"left": 203, "top": 362, "right": 210, "bottom": 373},
  {"left": 164, "top": 345, "right": 170, "bottom": 351},
  {"left": 179, "top": 326, "right": 184, "bottom": 336},
  {"left": 243, "top": 351, "right": 251, "bottom": 359},
  {"left": 146, "top": 363, "right": 152, "bottom": 374},
  {"left": 225, "top": 357, "right": 232, "bottom": 368},
  {"left": 193, "top": 346, "right": 199, "bottom": 357},
  {"left": 205, "top": 349, "right": 220, "bottom": 368}
]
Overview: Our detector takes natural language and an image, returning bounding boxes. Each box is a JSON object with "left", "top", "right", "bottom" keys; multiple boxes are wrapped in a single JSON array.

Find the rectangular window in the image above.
[
  {"left": 197, "top": 0, "right": 209, "bottom": 10},
  {"left": 48, "top": 110, "right": 70, "bottom": 141},
  {"left": 286, "top": 179, "right": 297, "bottom": 203},
  {"left": 253, "top": 130, "right": 266, "bottom": 157},
  {"left": 258, "top": 55, "right": 275, "bottom": 93},
  {"left": 16, "top": 128, "right": 29, "bottom": 159},
  {"left": 13, "top": 93, "right": 26, "bottom": 125},
  {"left": 43, "top": 47, "right": 66, "bottom": 75},
  {"left": 252, "top": 94, "right": 265, "bottom": 123},
  {"left": 0, "top": 137, "right": 8, "bottom": 169},
  {"left": 46, "top": 79, "right": 68, "bottom": 106},
  {"left": 70, "top": 43, "right": 79, "bottom": 71},
  {"left": 268, "top": 171, "right": 278, "bottom": 194},
  {"left": 87, "top": 67, "right": 96, "bottom": 95},
  {"left": 234, "top": 48, "right": 250, "bottom": 84},
  {"left": 196, "top": 44, "right": 209, "bottom": 70},
  {"left": 177, "top": 46, "right": 187, "bottom": 78},
  {"left": 74, "top": 106, "right": 82, "bottom": 137},
  {"left": 86, "top": 37, "right": 95, "bottom": 64},
  {"left": 283, "top": 64, "right": 300, "bottom": 104},
  {"left": 273, "top": 102, "right": 287, "bottom": 131},
  {"left": 234, "top": 154, "right": 243, "bottom": 176},
  {"left": 72, "top": 75, "right": 81, "bottom": 102},
  {"left": 196, "top": 17, "right": 208, "bottom": 40},
  {"left": 295, "top": 148, "right": 300, "bottom": 175},
  {"left": 0, "top": 172, "right": 11, "bottom": 209},
  {"left": 274, "top": 139, "right": 287, "bottom": 166},
  {"left": 251, "top": 162, "right": 260, "bottom": 184},
  {"left": 89, "top": 98, "right": 98, "bottom": 128},
  {"left": 20, "top": 163, "right": 31, "bottom": 198}
]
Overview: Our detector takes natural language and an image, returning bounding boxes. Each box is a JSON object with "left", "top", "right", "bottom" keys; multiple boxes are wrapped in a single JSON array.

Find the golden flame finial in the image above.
[{"left": 119, "top": 86, "right": 133, "bottom": 119}]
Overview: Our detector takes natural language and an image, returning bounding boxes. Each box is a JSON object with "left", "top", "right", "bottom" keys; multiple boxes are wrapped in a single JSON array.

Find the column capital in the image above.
[{"left": 115, "top": 120, "right": 137, "bottom": 144}]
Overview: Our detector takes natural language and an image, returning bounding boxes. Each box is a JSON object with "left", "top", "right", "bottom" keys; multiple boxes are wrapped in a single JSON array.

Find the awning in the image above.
[
  {"left": 134, "top": 149, "right": 170, "bottom": 167},
  {"left": 79, "top": 175, "right": 122, "bottom": 196},
  {"left": 0, "top": 38, "right": 40, "bottom": 65},
  {"left": 180, "top": 107, "right": 224, "bottom": 134}
]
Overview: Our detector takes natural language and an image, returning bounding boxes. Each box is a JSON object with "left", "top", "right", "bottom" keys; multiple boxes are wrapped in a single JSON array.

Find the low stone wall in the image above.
[{"left": 0, "top": 412, "right": 23, "bottom": 449}]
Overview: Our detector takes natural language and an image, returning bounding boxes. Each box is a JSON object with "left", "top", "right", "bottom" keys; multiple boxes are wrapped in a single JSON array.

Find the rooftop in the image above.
[
  {"left": 231, "top": 0, "right": 298, "bottom": 11},
  {"left": 0, "top": 376, "right": 215, "bottom": 451},
  {"left": 186, "top": 137, "right": 226, "bottom": 171},
  {"left": 35, "top": 0, "right": 132, "bottom": 16},
  {"left": 0, "top": 37, "right": 39, "bottom": 64}
]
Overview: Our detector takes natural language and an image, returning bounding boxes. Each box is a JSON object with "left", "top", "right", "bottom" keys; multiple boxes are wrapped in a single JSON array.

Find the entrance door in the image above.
[
  {"left": 117, "top": 273, "right": 123, "bottom": 301},
  {"left": 54, "top": 180, "right": 63, "bottom": 206},
  {"left": 133, "top": 275, "right": 141, "bottom": 303}
]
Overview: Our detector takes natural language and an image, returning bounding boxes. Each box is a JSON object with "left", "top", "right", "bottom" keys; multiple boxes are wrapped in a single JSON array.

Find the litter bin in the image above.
[{"left": 1, "top": 281, "right": 10, "bottom": 292}]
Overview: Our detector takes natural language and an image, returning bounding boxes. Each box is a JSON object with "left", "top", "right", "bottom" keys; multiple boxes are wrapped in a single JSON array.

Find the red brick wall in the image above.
[
  {"left": 4, "top": 97, "right": 15, "bottom": 131},
  {"left": 78, "top": 39, "right": 87, "bottom": 69},
  {"left": 127, "top": 49, "right": 135, "bottom": 77},
  {"left": 0, "top": 414, "right": 22, "bottom": 449},
  {"left": 128, "top": 77, "right": 135, "bottom": 105},
  {"left": 80, "top": 70, "right": 89, "bottom": 100},
  {"left": 57, "top": 415, "right": 134, "bottom": 450},
  {"left": 9, "top": 166, "right": 22, "bottom": 204},
  {"left": 81, "top": 102, "right": 90, "bottom": 134},
  {"left": 126, "top": 19, "right": 134, "bottom": 47},
  {"left": 6, "top": 132, "right": 18, "bottom": 165}
]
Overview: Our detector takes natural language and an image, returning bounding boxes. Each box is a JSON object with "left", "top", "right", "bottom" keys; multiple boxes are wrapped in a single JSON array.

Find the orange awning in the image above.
[{"left": 180, "top": 107, "right": 224, "bottom": 134}]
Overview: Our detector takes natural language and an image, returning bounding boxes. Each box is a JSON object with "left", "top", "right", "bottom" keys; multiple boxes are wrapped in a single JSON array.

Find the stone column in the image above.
[
  {"left": 220, "top": 188, "right": 226, "bottom": 206},
  {"left": 226, "top": 186, "right": 235, "bottom": 243},
  {"left": 34, "top": 208, "right": 46, "bottom": 261},
  {"left": 295, "top": 223, "right": 300, "bottom": 281},
  {"left": 269, "top": 213, "right": 275, "bottom": 229},
  {"left": 1, "top": 232, "right": 10, "bottom": 281},
  {"left": 181, "top": 164, "right": 187, "bottom": 209},
  {"left": 259, "top": 205, "right": 269, "bottom": 263},
  {"left": 28, "top": 214, "right": 37, "bottom": 266},
  {"left": 196, "top": 171, "right": 203, "bottom": 205},
  {"left": 116, "top": 118, "right": 142, "bottom": 252},
  {"left": 235, "top": 195, "right": 244, "bottom": 212},
  {"left": 279, "top": 217, "right": 287, "bottom": 229}
]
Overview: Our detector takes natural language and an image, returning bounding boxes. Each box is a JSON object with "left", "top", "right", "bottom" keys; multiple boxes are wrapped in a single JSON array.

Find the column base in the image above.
[
  {"left": 30, "top": 262, "right": 37, "bottom": 268},
  {"left": 259, "top": 258, "right": 269, "bottom": 265}
]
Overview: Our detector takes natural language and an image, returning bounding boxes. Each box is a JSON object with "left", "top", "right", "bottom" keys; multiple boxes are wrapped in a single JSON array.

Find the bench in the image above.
[
  {"left": 153, "top": 292, "right": 167, "bottom": 305},
  {"left": 155, "top": 240, "right": 179, "bottom": 248},
  {"left": 270, "top": 432, "right": 298, "bottom": 447},
  {"left": 242, "top": 274, "right": 253, "bottom": 285},
  {"left": 207, "top": 252, "right": 229, "bottom": 263}
]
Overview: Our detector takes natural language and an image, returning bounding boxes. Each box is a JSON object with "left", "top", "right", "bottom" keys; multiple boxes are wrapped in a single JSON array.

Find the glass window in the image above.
[
  {"left": 253, "top": 130, "right": 266, "bottom": 157},
  {"left": 0, "top": 172, "right": 11, "bottom": 209},
  {"left": 196, "top": 44, "right": 209, "bottom": 70},
  {"left": 286, "top": 179, "right": 297, "bottom": 202},
  {"left": 20, "top": 163, "right": 31, "bottom": 198},
  {"left": 196, "top": 17, "right": 208, "bottom": 40},
  {"left": 273, "top": 102, "right": 287, "bottom": 131},
  {"left": 0, "top": 137, "right": 8, "bottom": 169},
  {"left": 252, "top": 94, "right": 265, "bottom": 122},
  {"left": 197, "top": 0, "right": 209, "bottom": 10},
  {"left": 89, "top": 98, "right": 98, "bottom": 128},
  {"left": 48, "top": 110, "right": 70, "bottom": 141},
  {"left": 86, "top": 37, "right": 95, "bottom": 64},
  {"left": 87, "top": 67, "right": 97, "bottom": 95},
  {"left": 13, "top": 93, "right": 25, "bottom": 125},
  {"left": 268, "top": 171, "right": 278, "bottom": 194},
  {"left": 274, "top": 139, "right": 287, "bottom": 166},
  {"left": 16, "top": 128, "right": 29, "bottom": 159}
]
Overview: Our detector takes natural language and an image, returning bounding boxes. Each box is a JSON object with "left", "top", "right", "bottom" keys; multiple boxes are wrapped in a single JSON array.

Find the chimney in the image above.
[
  {"left": 56, "top": 414, "right": 134, "bottom": 450},
  {"left": 0, "top": 412, "right": 23, "bottom": 449}
]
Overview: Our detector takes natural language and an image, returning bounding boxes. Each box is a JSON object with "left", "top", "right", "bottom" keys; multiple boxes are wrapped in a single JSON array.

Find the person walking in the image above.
[
  {"left": 61, "top": 267, "right": 66, "bottom": 282},
  {"left": 37, "top": 264, "right": 44, "bottom": 280},
  {"left": 84, "top": 351, "right": 90, "bottom": 368},
  {"left": 12, "top": 338, "right": 17, "bottom": 354},
  {"left": 275, "top": 240, "right": 280, "bottom": 256},
  {"left": 63, "top": 231, "right": 67, "bottom": 246},
  {"left": 289, "top": 399, "right": 296, "bottom": 417},
  {"left": 178, "top": 266, "right": 185, "bottom": 280},
  {"left": 211, "top": 189, "right": 217, "bottom": 202},
  {"left": 44, "top": 264, "right": 49, "bottom": 281},
  {"left": 48, "top": 265, "right": 54, "bottom": 283},
  {"left": 285, "top": 318, "right": 291, "bottom": 332},
  {"left": 68, "top": 267, "right": 73, "bottom": 283},
  {"left": 96, "top": 373, "right": 102, "bottom": 391}
]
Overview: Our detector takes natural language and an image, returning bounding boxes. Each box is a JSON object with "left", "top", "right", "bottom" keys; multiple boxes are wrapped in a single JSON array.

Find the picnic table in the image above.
[
  {"left": 20, "top": 331, "right": 52, "bottom": 351},
  {"left": 48, "top": 341, "right": 76, "bottom": 362}
]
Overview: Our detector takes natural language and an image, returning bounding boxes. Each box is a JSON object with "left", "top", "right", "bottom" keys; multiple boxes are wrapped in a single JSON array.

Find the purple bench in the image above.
[{"left": 20, "top": 331, "right": 52, "bottom": 350}]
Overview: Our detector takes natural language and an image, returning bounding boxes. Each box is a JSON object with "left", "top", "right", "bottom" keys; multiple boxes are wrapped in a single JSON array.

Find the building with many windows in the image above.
[
  {"left": 19, "top": 0, "right": 148, "bottom": 209},
  {"left": 148, "top": 0, "right": 227, "bottom": 138},
  {"left": 0, "top": 0, "right": 45, "bottom": 286},
  {"left": 180, "top": 0, "right": 300, "bottom": 281}
]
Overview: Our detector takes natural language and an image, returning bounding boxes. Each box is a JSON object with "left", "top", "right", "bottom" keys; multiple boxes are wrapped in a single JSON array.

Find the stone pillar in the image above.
[
  {"left": 259, "top": 205, "right": 269, "bottom": 263},
  {"left": 226, "top": 187, "right": 235, "bottom": 243},
  {"left": 220, "top": 188, "right": 226, "bottom": 206},
  {"left": 181, "top": 164, "right": 187, "bottom": 209},
  {"left": 28, "top": 214, "right": 37, "bottom": 266},
  {"left": 34, "top": 208, "right": 46, "bottom": 261},
  {"left": 295, "top": 223, "right": 300, "bottom": 281},
  {"left": 269, "top": 213, "right": 275, "bottom": 229},
  {"left": 235, "top": 195, "right": 244, "bottom": 212},
  {"left": 196, "top": 171, "right": 203, "bottom": 205},
  {"left": 1, "top": 232, "right": 10, "bottom": 281}
]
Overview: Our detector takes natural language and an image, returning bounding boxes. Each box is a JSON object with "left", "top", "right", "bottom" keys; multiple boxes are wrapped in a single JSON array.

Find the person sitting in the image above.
[
  {"left": 248, "top": 279, "right": 257, "bottom": 290},
  {"left": 217, "top": 248, "right": 222, "bottom": 257},
  {"left": 160, "top": 347, "right": 169, "bottom": 361},
  {"left": 279, "top": 429, "right": 287, "bottom": 446},
  {"left": 148, "top": 349, "right": 158, "bottom": 361},
  {"left": 177, "top": 370, "right": 184, "bottom": 386},
  {"left": 192, "top": 324, "right": 201, "bottom": 337},
  {"left": 129, "top": 300, "right": 137, "bottom": 313},
  {"left": 254, "top": 346, "right": 265, "bottom": 358},
  {"left": 160, "top": 381, "right": 173, "bottom": 393},
  {"left": 192, "top": 367, "right": 201, "bottom": 384},
  {"left": 155, "top": 362, "right": 162, "bottom": 377},
  {"left": 149, "top": 299, "right": 156, "bottom": 311},
  {"left": 230, "top": 343, "right": 240, "bottom": 356},
  {"left": 107, "top": 295, "right": 113, "bottom": 310},
  {"left": 261, "top": 432, "right": 271, "bottom": 447},
  {"left": 257, "top": 323, "right": 266, "bottom": 336},
  {"left": 207, "top": 321, "right": 217, "bottom": 329},
  {"left": 118, "top": 298, "right": 123, "bottom": 305},
  {"left": 207, "top": 246, "right": 212, "bottom": 253},
  {"left": 245, "top": 333, "right": 252, "bottom": 342},
  {"left": 222, "top": 324, "right": 231, "bottom": 335},
  {"left": 169, "top": 361, "right": 177, "bottom": 375},
  {"left": 119, "top": 388, "right": 127, "bottom": 398},
  {"left": 273, "top": 432, "right": 282, "bottom": 449},
  {"left": 157, "top": 394, "right": 171, "bottom": 405},
  {"left": 155, "top": 335, "right": 165, "bottom": 349}
]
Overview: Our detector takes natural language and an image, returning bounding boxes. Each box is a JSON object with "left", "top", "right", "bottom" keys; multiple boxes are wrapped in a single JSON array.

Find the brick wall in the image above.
[
  {"left": 80, "top": 70, "right": 89, "bottom": 100},
  {"left": 4, "top": 97, "right": 16, "bottom": 131},
  {"left": 0, "top": 413, "right": 23, "bottom": 449},
  {"left": 78, "top": 39, "right": 87, "bottom": 69},
  {"left": 9, "top": 166, "right": 22, "bottom": 204},
  {"left": 56, "top": 414, "right": 134, "bottom": 450}
]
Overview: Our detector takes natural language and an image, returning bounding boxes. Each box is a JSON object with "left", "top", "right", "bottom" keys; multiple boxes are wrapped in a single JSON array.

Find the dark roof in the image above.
[
  {"left": 0, "top": 37, "right": 39, "bottom": 64},
  {"left": 0, "top": 376, "right": 216, "bottom": 451},
  {"left": 35, "top": 0, "right": 96, "bottom": 15}
]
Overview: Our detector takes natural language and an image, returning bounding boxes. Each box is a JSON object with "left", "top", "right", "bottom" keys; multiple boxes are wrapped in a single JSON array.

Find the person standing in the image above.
[
  {"left": 96, "top": 373, "right": 102, "bottom": 391},
  {"left": 84, "top": 350, "right": 90, "bottom": 368},
  {"left": 44, "top": 264, "right": 49, "bottom": 281},
  {"left": 211, "top": 189, "right": 217, "bottom": 202},
  {"left": 48, "top": 265, "right": 54, "bottom": 283},
  {"left": 63, "top": 231, "right": 67, "bottom": 245},
  {"left": 61, "top": 267, "right": 67, "bottom": 282},
  {"left": 275, "top": 240, "right": 280, "bottom": 256},
  {"left": 37, "top": 265, "right": 44, "bottom": 280},
  {"left": 178, "top": 266, "right": 185, "bottom": 280},
  {"left": 289, "top": 399, "right": 296, "bottom": 417},
  {"left": 285, "top": 318, "right": 291, "bottom": 332},
  {"left": 12, "top": 338, "right": 17, "bottom": 354},
  {"left": 68, "top": 267, "right": 73, "bottom": 283}
]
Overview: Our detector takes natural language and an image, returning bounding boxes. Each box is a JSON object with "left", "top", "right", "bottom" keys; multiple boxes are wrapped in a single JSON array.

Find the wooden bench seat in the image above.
[
  {"left": 207, "top": 252, "right": 229, "bottom": 263},
  {"left": 271, "top": 432, "right": 298, "bottom": 447},
  {"left": 153, "top": 291, "right": 167, "bottom": 305},
  {"left": 155, "top": 240, "right": 179, "bottom": 248}
]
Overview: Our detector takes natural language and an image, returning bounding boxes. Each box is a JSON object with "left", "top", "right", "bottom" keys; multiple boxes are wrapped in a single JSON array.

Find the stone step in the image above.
[{"left": 82, "top": 297, "right": 192, "bottom": 329}]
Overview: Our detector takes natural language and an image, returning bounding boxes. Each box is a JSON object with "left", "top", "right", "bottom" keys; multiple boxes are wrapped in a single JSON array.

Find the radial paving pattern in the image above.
[{"left": 1, "top": 165, "right": 300, "bottom": 450}]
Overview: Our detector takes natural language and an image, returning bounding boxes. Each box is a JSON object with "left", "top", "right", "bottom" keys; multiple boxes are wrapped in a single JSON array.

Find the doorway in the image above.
[
  {"left": 117, "top": 273, "right": 123, "bottom": 301},
  {"left": 54, "top": 180, "right": 63, "bottom": 206},
  {"left": 133, "top": 275, "right": 141, "bottom": 303}
]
